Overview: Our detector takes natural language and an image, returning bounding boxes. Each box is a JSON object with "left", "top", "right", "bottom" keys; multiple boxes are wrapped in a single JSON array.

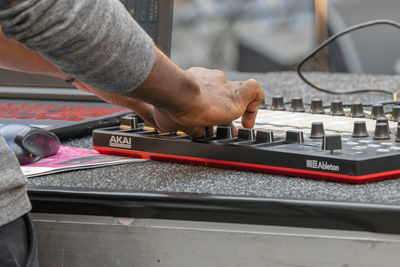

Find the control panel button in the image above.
[
  {"left": 271, "top": 95, "right": 286, "bottom": 111},
  {"left": 370, "top": 104, "right": 385, "bottom": 120},
  {"left": 120, "top": 114, "right": 143, "bottom": 129},
  {"left": 352, "top": 121, "right": 369, "bottom": 138},
  {"left": 350, "top": 103, "right": 365, "bottom": 118},
  {"left": 322, "top": 135, "right": 342, "bottom": 152},
  {"left": 255, "top": 130, "right": 274, "bottom": 143},
  {"left": 329, "top": 100, "right": 345, "bottom": 116},
  {"left": 259, "top": 98, "right": 267, "bottom": 109},
  {"left": 373, "top": 123, "right": 391, "bottom": 140},
  {"left": 290, "top": 97, "right": 305, "bottom": 112},
  {"left": 376, "top": 117, "right": 391, "bottom": 134},
  {"left": 237, "top": 128, "right": 256, "bottom": 141},
  {"left": 310, "top": 98, "right": 324, "bottom": 114},
  {"left": 285, "top": 130, "right": 304, "bottom": 143},
  {"left": 392, "top": 106, "right": 400, "bottom": 121},
  {"left": 216, "top": 126, "right": 234, "bottom": 139},
  {"left": 310, "top": 122, "right": 325, "bottom": 139},
  {"left": 396, "top": 126, "right": 400, "bottom": 142}
]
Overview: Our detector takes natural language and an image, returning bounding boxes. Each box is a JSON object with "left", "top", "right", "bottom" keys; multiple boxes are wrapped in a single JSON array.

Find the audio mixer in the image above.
[{"left": 93, "top": 96, "right": 400, "bottom": 184}]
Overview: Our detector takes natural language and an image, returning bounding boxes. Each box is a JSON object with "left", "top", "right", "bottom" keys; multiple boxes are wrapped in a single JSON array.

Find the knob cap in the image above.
[
  {"left": 259, "top": 98, "right": 267, "bottom": 109},
  {"left": 285, "top": 130, "right": 304, "bottom": 143},
  {"left": 271, "top": 95, "right": 286, "bottom": 111},
  {"left": 290, "top": 97, "right": 305, "bottom": 112},
  {"left": 352, "top": 121, "right": 369, "bottom": 138},
  {"left": 373, "top": 123, "right": 391, "bottom": 140},
  {"left": 376, "top": 118, "right": 391, "bottom": 134},
  {"left": 237, "top": 128, "right": 255, "bottom": 141},
  {"left": 396, "top": 126, "right": 400, "bottom": 142},
  {"left": 322, "top": 135, "right": 342, "bottom": 152},
  {"left": 350, "top": 103, "right": 365, "bottom": 118},
  {"left": 120, "top": 114, "right": 144, "bottom": 129},
  {"left": 310, "top": 98, "right": 324, "bottom": 114},
  {"left": 216, "top": 126, "right": 234, "bottom": 139},
  {"left": 392, "top": 106, "right": 400, "bottom": 121},
  {"left": 370, "top": 104, "right": 385, "bottom": 120},
  {"left": 255, "top": 130, "right": 274, "bottom": 143},
  {"left": 329, "top": 100, "right": 345, "bottom": 116},
  {"left": 310, "top": 122, "right": 325, "bottom": 139}
]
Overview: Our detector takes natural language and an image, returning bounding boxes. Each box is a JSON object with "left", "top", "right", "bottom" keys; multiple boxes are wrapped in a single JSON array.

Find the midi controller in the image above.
[{"left": 93, "top": 96, "right": 400, "bottom": 184}]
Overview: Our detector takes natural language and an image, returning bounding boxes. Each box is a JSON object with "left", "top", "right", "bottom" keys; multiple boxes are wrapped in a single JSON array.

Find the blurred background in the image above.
[{"left": 171, "top": 0, "right": 400, "bottom": 75}]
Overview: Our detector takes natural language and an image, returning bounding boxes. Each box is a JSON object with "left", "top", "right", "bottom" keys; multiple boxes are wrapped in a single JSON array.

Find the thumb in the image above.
[{"left": 237, "top": 79, "right": 264, "bottom": 128}]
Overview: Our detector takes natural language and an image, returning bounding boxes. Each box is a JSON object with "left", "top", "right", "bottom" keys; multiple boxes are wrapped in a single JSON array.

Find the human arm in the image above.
[
  {"left": 0, "top": 26, "right": 161, "bottom": 129},
  {"left": 0, "top": 27, "right": 263, "bottom": 136},
  {"left": 0, "top": 0, "right": 264, "bottom": 137}
]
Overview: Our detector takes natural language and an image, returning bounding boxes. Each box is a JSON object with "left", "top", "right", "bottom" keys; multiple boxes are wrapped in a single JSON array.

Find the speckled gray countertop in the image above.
[{"left": 27, "top": 72, "right": 400, "bottom": 205}]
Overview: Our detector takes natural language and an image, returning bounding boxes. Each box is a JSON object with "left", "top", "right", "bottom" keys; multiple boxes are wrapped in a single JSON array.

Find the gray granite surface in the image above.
[{"left": 27, "top": 72, "right": 400, "bottom": 205}]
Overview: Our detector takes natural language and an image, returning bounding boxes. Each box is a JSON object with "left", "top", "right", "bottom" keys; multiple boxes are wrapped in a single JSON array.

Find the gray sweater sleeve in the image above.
[
  {"left": 0, "top": 137, "right": 31, "bottom": 226},
  {"left": 0, "top": 0, "right": 156, "bottom": 94}
]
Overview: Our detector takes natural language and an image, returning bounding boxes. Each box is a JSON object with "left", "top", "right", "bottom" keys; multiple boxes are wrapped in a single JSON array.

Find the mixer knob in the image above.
[
  {"left": 120, "top": 114, "right": 144, "bottom": 129},
  {"left": 310, "top": 122, "right": 325, "bottom": 139},
  {"left": 237, "top": 128, "right": 256, "bottom": 141},
  {"left": 285, "top": 130, "right": 304, "bottom": 143},
  {"left": 310, "top": 98, "right": 324, "bottom": 114},
  {"left": 322, "top": 135, "right": 342, "bottom": 153},
  {"left": 352, "top": 121, "right": 369, "bottom": 138},
  {"left": 259, "top": 98, "right": 267, "bottom": 109},
  {"left": 376, "top": 117, "right": 391, "bottom": 134},
  {"left": 373, "top": 123, "right": 391, "bottom": 140},
  {"left": 350, "top": 103, "right": 365, "bottom": 118},
  {"left": 329, "top": 100, "right": 345, "bottom": 116},
  {"left": 370, "top": 104, "right": 385, "bottom": 120},
  {"left": 290, "top": 97, "right": 305, "bottom": 112},
  {"left": 271, "top": 95, "right": 286, "bottom": 111},
  {"left": 216, "top": 126, "right": 234, "bottom": 139},
  {"left": 255, "top": 130, "right": 274, "bottom": 143},
  {"left": 391, "top": 106, "right": 400, "bottom": 121},
  {"left": 396, "top": 126, "right": 400, "bottom": 142}
]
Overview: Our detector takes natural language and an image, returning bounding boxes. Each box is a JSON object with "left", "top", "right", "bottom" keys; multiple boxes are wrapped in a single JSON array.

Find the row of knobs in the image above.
[
  {"left": 270, "top": 96, "right": 400, "bottom": 121},
  {"left": 218, "top": 119, "right": 400, "bottom": 142},
  {"left": 310, "top": 119, "right": 400, "bottom": 141},
  {"left": 216, "top": 126, "right": 340, "bottom": 151},
  {"left": 215, "top": 118, "right": 400, "bottom": 142}
]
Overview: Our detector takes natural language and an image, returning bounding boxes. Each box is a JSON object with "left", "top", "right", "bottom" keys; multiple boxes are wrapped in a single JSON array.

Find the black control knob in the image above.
[
  {"left": 370, "top": 104, "right": 385, "bottom": 120},
  {"left": 255, "top": 130, "right": 274, "bottom": 143},
  {"left": 259, "top": 98, "right": 267, "bottom": 109},
  {"left": 373, "top": 123, "right": 391, "bottom": 140},
  {"left": 309, "top": 99, "right": 324, "bottom": 114},
  {"left": 271, "top": 95, "right": 286, "bottom": 111},
  {"left": 310, "top": 122, "right": 325, "bottom": 139},
  {"left": 290, "top": 97, "right": 305, "bottom": 112},
  {"left": 391, "top": 106, "right": 400, "bottom": 121},
  {"left": 376, "top": 118, "right": 391, "bottom": 134},
  {"left": 352, "top": 121, "right": 369, "bottom": 138},
  {"left": 322, "top": 135, "right": 342, "bottom": 153},
  {"left": 329, "top": 100, "right": 345, "bottom": 116},
  {"left": 120, "top": 114, "right": 144, "bottom": 129},
  {"left": 350, "top": 103, "right": 365, "bottom": 118},
  {"left": 396, "top": 126, "right": 400, "bottom": 142},
  {"left": 285, "top": 130, "right": 304, "bottom": 143},
  {"left": 237, "top": 128, "right": 256, "bottom": 141},
  {"left": 216, "top": 126, "right": 234, "bottom": 140}
]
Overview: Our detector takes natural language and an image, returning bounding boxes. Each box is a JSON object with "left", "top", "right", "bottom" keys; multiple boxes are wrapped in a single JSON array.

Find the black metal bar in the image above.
[{"left": 28, "top": 186, "right": 400, "bottom": 235}]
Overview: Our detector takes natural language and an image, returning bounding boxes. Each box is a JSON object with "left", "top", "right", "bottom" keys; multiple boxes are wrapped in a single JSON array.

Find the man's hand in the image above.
[
  {"left": 150, "top": 68, "right": 264, "bottom": 138},
  {"left": 126, "top": 49, "right": 264, "bottom": 138},
  {"left": 74, "top": 70, "right": 264, "bottom": 138}
]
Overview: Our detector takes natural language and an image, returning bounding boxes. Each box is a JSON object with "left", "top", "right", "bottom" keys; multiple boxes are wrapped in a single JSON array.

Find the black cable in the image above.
[{"left": 297, "top": 19, "right": 400, "bottom": 98}]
